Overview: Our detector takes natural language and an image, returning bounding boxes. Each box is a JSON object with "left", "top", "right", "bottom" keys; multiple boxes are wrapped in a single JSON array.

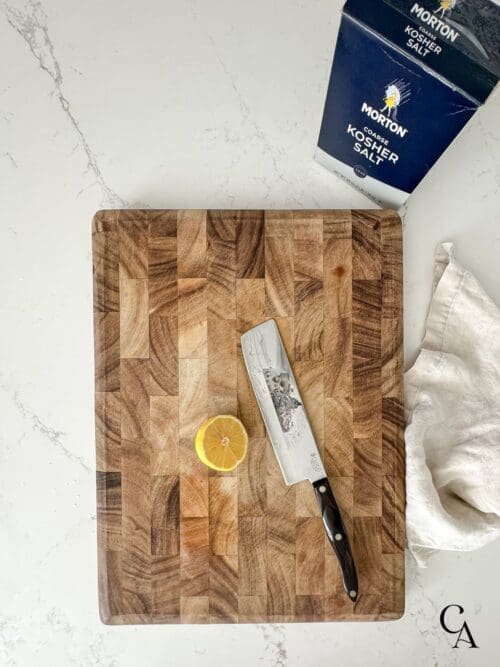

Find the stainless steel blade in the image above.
[{"left": 241, "top": 319, "right": 326, "bottom": 485}]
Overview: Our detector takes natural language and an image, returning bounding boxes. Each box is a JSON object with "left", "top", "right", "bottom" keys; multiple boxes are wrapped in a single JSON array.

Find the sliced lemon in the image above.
[{"left": 195, "top": 415, "right": 248, "bottom": 472}]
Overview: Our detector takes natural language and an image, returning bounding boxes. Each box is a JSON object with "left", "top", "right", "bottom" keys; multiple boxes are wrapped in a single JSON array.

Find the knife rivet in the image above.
[
  {"left": 350, "top": 590, "right": 357, "bottom": 599},
  {"left": 335, "top": 533, "right": 343, "bottom": 541},
  {"left": 319, "top": 485, "right": 326, "bottom": 493}
]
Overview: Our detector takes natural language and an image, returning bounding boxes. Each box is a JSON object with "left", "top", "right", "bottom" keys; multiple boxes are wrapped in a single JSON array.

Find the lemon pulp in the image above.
[{"left": 195, "top": 415, "right": 248, "bottom": 472}]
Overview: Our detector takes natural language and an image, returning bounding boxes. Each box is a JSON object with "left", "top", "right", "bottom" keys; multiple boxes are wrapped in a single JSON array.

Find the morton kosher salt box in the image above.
[{"left": 315, "top": 0, "right": 500, "bottom": 208}]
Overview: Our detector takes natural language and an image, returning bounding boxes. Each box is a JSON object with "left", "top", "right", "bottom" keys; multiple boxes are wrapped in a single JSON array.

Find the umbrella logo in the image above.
[
  {"left": 380, "top": 80, "right": 411, "bottom": 120},
  {"left": 435, "top": 0, "right": 456, "bottom": 18}
]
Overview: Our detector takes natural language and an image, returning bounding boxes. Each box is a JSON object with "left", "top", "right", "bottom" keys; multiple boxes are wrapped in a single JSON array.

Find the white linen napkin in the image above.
[{"left": 405, "top": 243, "right": 500, "bottom": 566}]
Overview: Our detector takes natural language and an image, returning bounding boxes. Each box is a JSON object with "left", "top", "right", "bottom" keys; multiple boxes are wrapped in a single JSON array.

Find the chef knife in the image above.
[{"left": 241, "top": 318, "right": 358, "bottom": 601}]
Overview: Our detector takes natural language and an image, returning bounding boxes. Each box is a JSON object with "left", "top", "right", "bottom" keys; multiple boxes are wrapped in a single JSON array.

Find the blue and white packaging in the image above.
[{"left": 316, "top": 0, "right": 500, "bottom": 208}]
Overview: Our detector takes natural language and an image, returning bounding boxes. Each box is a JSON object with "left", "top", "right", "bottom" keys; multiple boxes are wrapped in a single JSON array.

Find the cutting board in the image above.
[{"left": 93, "top": 209, "right": 405, "bottom": 624}]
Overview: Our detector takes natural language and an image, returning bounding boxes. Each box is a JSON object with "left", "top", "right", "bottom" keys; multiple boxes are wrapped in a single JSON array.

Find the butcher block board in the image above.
[{"left": 93, "top": 209, "right": 405, "bottom": 624}]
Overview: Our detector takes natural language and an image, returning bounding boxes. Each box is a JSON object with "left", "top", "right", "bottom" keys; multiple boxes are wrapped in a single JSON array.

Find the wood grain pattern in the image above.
[
  {"left": 120, "top": 279, "right": 149, "bottom": 358},
  {"left": 149, "top": 316, "right": 177, "bottom": 396},
  {"left": 93, "top": 209, "right": 404, "bottom": 624}
]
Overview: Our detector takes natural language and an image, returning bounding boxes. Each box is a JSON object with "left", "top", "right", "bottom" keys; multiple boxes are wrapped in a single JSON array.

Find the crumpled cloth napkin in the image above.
[{"left": 405, "top": 243, "right": 500, "bottom": 566}]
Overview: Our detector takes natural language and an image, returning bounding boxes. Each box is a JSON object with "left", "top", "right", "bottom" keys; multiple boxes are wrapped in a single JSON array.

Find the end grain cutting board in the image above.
[{"left": 93, "top": 209, "right": 405, "bottom": 624}]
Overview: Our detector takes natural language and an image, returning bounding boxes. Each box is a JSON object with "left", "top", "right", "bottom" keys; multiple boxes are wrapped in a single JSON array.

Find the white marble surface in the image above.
[{"left": 1, "top": 0, "right": 499, "bottom": 665}]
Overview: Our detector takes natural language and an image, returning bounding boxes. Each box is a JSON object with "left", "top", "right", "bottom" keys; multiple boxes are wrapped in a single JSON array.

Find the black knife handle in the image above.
[{"left": 313, "top": 477, "right": 358, "bottom": 601}]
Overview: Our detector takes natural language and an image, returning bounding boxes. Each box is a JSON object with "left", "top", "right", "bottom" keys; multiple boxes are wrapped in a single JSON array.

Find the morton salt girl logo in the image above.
[
  {"left": 358, "top": 79, "right": 411, "bottom": 137},
  {"left": 348, "top": 80, "right": 411, "bottom": 167},
  {"left": 380, "top": 80, "right": 411, "bottom": 121},
  {"left": 435, "top": 0, "right": 456, "bottom": 18}
]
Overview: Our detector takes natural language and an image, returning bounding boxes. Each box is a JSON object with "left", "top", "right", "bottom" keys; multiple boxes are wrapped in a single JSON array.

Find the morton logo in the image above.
[
  {"left": 360, "top": 80, "right": 411, "bottom": 137},
  {"left": 411, "top": 2, "right": 460, "bottom": 40},
  {"left": 435, "top": 0, "right": 456, "bottom": 18}
]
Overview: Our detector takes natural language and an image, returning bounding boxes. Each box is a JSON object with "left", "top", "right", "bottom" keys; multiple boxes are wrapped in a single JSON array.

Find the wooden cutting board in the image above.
[{"left": 93, "top": 209, "right": 405, "bottom": 624}]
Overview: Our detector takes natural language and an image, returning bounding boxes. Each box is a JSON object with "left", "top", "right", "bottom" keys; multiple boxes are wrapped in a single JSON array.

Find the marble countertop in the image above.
[{"left": 1, "top": 0, "right": 499, "bottom": 665}]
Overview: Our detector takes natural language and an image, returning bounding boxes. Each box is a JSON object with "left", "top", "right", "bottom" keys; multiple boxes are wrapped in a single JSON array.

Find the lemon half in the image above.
[{"left": 195, "top": 415, "right": 248, "bottom": 472}]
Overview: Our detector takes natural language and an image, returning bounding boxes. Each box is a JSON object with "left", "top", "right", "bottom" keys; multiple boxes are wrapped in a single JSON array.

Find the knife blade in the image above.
[{"left": 241, "top": 318, "right": 358, "bottom": 601}]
